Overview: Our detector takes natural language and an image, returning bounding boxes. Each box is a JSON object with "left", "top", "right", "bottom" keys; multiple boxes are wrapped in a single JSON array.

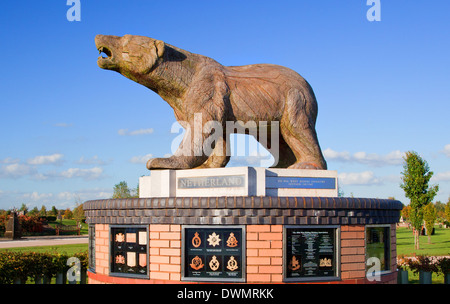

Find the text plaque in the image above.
[
  {"left": 178, "top": 175, "right": 245, "bottom": 189},
  {"left": 182, "top": 226, "right": 245, "bottom": 282},
  {"left": 284, "top": 226, "right": 338, "bottom": 281},
  {"left": 267, "top": 176, "right": 336, "bottom": 189}
]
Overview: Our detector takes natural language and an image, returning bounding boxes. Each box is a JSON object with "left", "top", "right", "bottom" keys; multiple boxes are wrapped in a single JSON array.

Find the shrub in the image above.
[
  {"left": 0, "top": 251, "right": 30, "bottom": 283},
  {"left": 0, "top": 250, "right": 88, "bottom": 283},
  {"left": 406, "top": 255, "right": 439, "bottom": 273},
  {"left": 437, "top": 257, "right": 450, "bottom": 275},
  {"left": 18, "top": 215, "right": 44, "bottom": 233},
  {"left": 397, "top": 255, "right": 409, "bottom": 271}
]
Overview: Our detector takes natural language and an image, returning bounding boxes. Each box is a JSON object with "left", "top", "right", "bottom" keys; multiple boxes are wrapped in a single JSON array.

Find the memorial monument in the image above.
[
  {"left": 85, "top": 35, "right": 402, "bottom": 284},
  {"left": 4, "top": 212, "right": 21, "bottom": 240}
]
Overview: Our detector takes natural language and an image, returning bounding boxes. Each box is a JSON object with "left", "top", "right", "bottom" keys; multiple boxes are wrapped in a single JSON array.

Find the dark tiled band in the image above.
[{"left": 84, "top": 197, "right": 403, "bottom": 225}]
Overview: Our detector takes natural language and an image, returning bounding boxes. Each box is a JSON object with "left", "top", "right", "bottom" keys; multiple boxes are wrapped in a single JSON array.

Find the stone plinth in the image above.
[{"left": 139, "top": 167, "right": 338, "bottom": 198}]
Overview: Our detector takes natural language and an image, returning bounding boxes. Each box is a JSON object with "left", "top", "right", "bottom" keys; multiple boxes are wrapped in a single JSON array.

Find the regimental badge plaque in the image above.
[
  {"left": 110, "top": 226, "right": 148, "bottom": 278},
  {"left": 183, "top": 226, "right": 245, "bottom": 282},
  {"left": 284, "top": 226, "right": 339, "bottom": 282}
]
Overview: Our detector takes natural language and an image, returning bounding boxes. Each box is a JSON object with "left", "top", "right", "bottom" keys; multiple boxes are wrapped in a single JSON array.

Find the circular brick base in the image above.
[{"left": 84, "top": 197, "right": 402, "bottom": 284}]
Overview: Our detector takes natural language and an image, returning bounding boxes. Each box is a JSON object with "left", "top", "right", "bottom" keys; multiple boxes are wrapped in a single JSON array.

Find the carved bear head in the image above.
[{"left": 95, "top": 34, "right": 165, "bottom": 76}]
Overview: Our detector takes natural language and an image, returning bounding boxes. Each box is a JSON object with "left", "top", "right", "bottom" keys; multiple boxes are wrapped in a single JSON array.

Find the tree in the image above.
[
  {"left": 28, "top": 206, "right": 39, "bottom": 216},
  {"left": 19, "top": 203, "right": 28, "bottom": 215},
  {"left": 64, "top": 208, "right": 73, "bottom": 219},
  {"left": 49, "top": 206, "right": 58, "bottom": 216},
  {"left": 400, "top": 151, "right": 439, "bottom": 250},
  {"left": 444, "top": 199, "right": 450, "bottom": 225},
  {"left": 39, "top": 205, "right": 47, "bottom": 217},
  {"left": 401, "top": 205, "right": 411, "bottom": 224},
  {"left": 112, "top": 181, "right": 132, "bottom": 199},
  {"left": 423, "top": 203, "right": 436, "bottom": 244},
  {"left": 134, "top": 183, "right": 139, "bottom": 198},
  {"left": 434, "top": 201, "right": 445, "bottom": 222},
  {"left": 73, "top": 199, "right": 85, "bottom": 228}
]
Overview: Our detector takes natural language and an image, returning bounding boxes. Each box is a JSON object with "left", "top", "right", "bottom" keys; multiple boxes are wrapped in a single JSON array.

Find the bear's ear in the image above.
[{"left": 155, "top": 40, "right": 165, "bottom": 58}]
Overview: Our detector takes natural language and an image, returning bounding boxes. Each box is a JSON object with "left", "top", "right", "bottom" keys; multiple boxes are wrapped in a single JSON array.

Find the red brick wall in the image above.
[
  {"left": 340, "top": 225, "right": 366, "bottom": 281},
  {"left": 88, "top": 223, "right": 398, "bottom": 284},
  {"left": 149, "top": 224, "right": 181, "bottom": 282},
  {"left": 93, "top": 224, "right": 109, "bottom": 276},
  {"left": 246, "top": 225, "right": 283, "bottom": 283}
]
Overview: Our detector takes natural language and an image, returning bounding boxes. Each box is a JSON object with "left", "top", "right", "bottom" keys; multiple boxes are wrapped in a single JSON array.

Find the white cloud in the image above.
[
  {"left": 23, "top": 192, "right": 54, "bottom": 202},
  {"left": 433, "top": 171, "right": 450, "bottom": 182},
  {"left": 118, "top": 128, "right": 154, "bottom": 136},
  {"left": 442, "top": 144, "right": 450, "bottom": 158},
  {"left": 324, "top": 148, "right": 404, "bottom": 167},
  {"left": 54, "top": 122, "right": 73, "bottom": 128},
  {"left": 27, "top": 153, "right": 64, "bottom": 165},
  {"left": 59, "top": 167, "right": 103, "bottom": 180},
  {"left": 76, "top": 155, "right": 108, "bottom": 166},
  {"left": 11, "top": 189, "right": 112, "bottom": 209},
  {"left": 338, "top": 171, "right": 382, "bottom": 186},
  {"left": 130, "top": 154, "right": 153, "bottom": 164},
  {"left": 0, "top": 163, "right": 36, "bottom": 179},
  {"left": 323, "top": 149, "right": 352, "bottom": 162},
  {"left": 37, "top": 167, "right": 104, "bottom": 181},
  {"left": 0, "top": 157, "right": 20, "bottom": 164}
]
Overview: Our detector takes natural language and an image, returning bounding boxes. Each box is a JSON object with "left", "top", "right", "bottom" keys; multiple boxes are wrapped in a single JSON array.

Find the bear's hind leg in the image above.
[{"left": 280, "top": 89, "right": 327, "bottom": 170}]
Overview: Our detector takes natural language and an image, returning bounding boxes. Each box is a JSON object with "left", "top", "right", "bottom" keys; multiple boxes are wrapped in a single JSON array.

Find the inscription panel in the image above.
[
  {"left": 266, "top": 176, "right": 336, "bottom": 189},
  {"left": 284, "top": 226, "right": 339, "bottom": 282},
  {"left": 182, "top": 225, "right": 245, "bottom": 282},
  {"left": 178, "top": 175, "right": 245, "bottom": 189}
]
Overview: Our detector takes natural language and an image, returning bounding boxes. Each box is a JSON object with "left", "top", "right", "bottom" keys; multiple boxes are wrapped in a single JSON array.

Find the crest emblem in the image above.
[
  {"left": 190, "top": 256, "right": 204, "bottom": 271},
  {"left": 226, "top": 232, "right": 238, "bottom": 247},
  {"left": 207, "top": 232, "right": 221, "bottom": 247},
  {"left": 115, "top": 233, "right": 125, "bottom": 243},
  {"left": 288, "top": 256, "right": 301, "bottom": 271},
  {"left": 192, "top": 232, "right": 201, "bottom": 248},
  {"left": 209, "top": 255, "right": 220, "bottom": 271},
  {"left": 320, "top": 257, "right": 332, "bottom": 267},
  {"left": 115, "top": 254, "right": 125, "bottom": 264},
  {"left": 226, "top": 256, "right": 239, "bottom": 271}
]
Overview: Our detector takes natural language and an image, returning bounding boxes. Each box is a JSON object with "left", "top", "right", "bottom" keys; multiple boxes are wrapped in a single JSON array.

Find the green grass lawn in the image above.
[
  {"left": 396, "top": 226, "right": 450, "bottom": 256},
  {"left": 47, "top": 219, "right": 89, "bottom": 235}
]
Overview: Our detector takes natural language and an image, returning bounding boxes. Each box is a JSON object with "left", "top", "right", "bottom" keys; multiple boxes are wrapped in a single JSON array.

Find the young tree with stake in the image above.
[{"left": 400, "top": 151, "right": 439, "bottom": 250}]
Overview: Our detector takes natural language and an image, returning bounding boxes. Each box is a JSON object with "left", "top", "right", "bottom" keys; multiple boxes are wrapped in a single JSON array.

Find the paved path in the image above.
[{"left": 0, "top": 235, "right": 88, "bottom": 249}]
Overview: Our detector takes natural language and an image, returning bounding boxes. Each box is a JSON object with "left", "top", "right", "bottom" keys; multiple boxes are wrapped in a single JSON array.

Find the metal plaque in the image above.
[
  {"left": 284, "top": 226, "right": 339, "bottom": 281},
  {"left": 267, "top": 176, "right": 336, "bottom": 189},
  {"left": 178, "top": 175, "right": 245, "bottom": 189},
  {"left": 182, "top": 226, "right": 245, "bottom": 282}
]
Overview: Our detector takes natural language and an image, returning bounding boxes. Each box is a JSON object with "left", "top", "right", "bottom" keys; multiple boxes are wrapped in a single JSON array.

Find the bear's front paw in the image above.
[{"left": 146, "top": 158, "right": 165, "bottom": 170}]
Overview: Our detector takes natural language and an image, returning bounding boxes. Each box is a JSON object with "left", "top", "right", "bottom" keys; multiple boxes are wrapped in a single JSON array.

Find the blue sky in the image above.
[{"left": 0, "top": 1, "right": 449, "bottom": 210}]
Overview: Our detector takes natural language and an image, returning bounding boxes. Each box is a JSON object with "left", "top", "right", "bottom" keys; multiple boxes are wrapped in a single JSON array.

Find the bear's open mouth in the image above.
[{"left": 98, "top": 46, "right": 112, "bottom": 59}]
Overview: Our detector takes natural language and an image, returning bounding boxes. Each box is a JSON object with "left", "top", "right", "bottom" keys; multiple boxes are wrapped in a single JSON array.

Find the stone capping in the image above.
[{"left": 84, "top": 197, "right": 403, "bottom": 226}]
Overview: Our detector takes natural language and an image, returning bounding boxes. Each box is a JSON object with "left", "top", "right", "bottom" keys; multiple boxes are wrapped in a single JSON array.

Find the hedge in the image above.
[{"left": 0, "top": 250, "right": 88, "bottom": 284}]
